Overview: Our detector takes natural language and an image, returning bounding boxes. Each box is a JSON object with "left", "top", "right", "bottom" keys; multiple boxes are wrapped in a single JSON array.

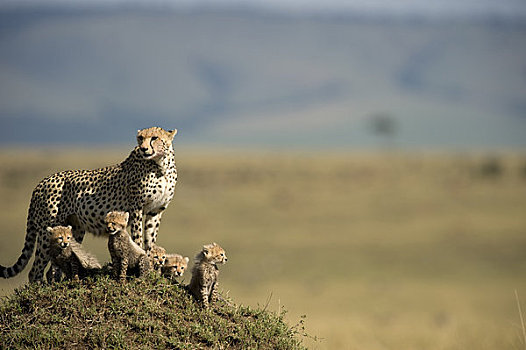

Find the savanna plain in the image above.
[{"left": 0, "top": 149, "right": 525, "bottom": 349}]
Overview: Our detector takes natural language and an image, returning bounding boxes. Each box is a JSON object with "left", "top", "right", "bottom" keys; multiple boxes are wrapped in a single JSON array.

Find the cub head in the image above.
[
  {"left": 148, "top": 244, "right": 167, "bottom": 270},
  {"left": 136, "top": 127, "right": 177, "bottom": 160},
  {"left": 202, "top": 242, "right": 228, "bottom": 265},
  {"left": 105, "top": 211, "right": 129, "bottom": 235},
  {"left": 46, "top": 225, "right": 73, "bottom": 249},
  {"left": 163, "top": 254, "right": 189, "bottom": 278}
]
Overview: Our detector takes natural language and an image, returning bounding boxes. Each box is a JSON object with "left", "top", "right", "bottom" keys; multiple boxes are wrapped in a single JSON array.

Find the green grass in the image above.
[
  {"left": 1, "top": 149, "right": 526, "bottom": 349},
  {"left": 0, "top": 272, "right": 307, "bottom": 349}
]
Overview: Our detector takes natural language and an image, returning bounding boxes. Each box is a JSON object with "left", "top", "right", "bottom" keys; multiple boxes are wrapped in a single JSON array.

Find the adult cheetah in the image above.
[{"left": 0, "top": 127, "right": 177, "bottom": 283}]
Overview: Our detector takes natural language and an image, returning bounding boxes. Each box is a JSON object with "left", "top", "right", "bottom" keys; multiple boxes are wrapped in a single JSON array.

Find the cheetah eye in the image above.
[
  {"left": 220, "top": 253, "right": 224, "bottom": 256},
  {"left": 162, "top": 255, "right": 166, "bottom": 259},
  {"left": 181, "top": 266, "right": 184, "bottom": 270},
  {"left": 151, "top": 136, "right": 158, "bottom": 141},
  {"left": 154, "top": 256, "right": 158, "bottom": 259}
]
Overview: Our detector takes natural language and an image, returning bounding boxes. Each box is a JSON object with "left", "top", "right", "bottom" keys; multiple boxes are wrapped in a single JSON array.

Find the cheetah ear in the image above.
[
  {"left": 202, "top": 244, "right": 211, "bottom": 256},
  {"left": 184, "top": 257, "right": 189, "bottom": 264},
  {"left": 203, "top": 243, "right": 214, "bottom": 251},
  {"left": 124, "top": 212, "right": 130, "bottom": 222},
  {"left": 168, "top": 129, "right": 177, "bottom": 141},
  {"left": 66, "top": 225, "right": 72, "bottom": 230},
  {"left": 46, "top": 227, "right": 53, "bottom": 233}
]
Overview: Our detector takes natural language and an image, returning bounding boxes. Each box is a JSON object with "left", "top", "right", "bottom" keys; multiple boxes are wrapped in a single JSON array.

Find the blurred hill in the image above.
[{"left": 0, "top": 7, "right": 525, "bottom": 149}]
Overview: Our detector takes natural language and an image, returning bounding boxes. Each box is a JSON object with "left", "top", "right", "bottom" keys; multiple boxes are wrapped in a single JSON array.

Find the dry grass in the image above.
[{"left": 1, "top": 148, "right": 526, "bottom": 349}]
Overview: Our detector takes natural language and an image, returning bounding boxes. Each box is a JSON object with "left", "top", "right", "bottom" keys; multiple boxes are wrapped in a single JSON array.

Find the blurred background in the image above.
[{"left": 1, "top": 0, "right": 526, "bottom": 349}]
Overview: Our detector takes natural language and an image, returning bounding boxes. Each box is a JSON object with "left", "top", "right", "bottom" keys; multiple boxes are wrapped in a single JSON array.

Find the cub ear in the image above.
[
  {"left": 66, "top": 225, "right": 72, "bottom": 230},
  {"left": 184, "top": 257, "right": 189, "bottom": 264},
  {"left": 46, "top": 227, "right": 53, "bottom": 233},
  {"left": 203, "top": 243, "right": 214, "bottom": 252},
  {"left": 124, "top": 212, "right": 130, "bottom": 222},
  {"left": 168, "top": 129, "right": 177, "bottom": 141},
  {"left": 202, "top": 245, "right": 211, "bottom": 257}
]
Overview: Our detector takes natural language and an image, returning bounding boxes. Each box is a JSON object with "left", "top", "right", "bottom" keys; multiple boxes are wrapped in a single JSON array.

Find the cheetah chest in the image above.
[{"left": 143, "top": 175, "right": 175, "bottom": 213}]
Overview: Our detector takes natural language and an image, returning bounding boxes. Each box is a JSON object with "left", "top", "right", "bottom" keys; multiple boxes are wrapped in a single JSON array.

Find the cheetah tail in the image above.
[{"left": 0, "top": 228, "right": 37, "bottom": 279}]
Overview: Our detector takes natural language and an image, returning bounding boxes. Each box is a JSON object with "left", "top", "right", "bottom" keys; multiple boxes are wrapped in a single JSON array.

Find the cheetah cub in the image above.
[
  {"left": 148, "top": 244, "right": 167, "bottom": 273},
  {"left": 162, "top": 254, "right": 189, "bottom": 279},
  {"left": 105, "top": 211, "right": 151, "bottom": 282},
  {"left": 46, "top": 225, "right": 102, "bottom": 282},
  {"left": 188, "top": 242, "right": 227, "bottom": 309}
]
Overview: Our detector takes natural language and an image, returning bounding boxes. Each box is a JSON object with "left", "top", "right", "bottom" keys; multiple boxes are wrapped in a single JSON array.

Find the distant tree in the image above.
[
  {"left": 369, "top": 112, "right": 398, "bottom": 149},
  {"left": 478, "top": 156, "right": 503, "bottom": 179}
]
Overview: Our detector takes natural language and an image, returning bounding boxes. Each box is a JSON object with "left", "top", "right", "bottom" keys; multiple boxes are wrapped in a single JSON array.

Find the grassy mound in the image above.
[{"left": 0, "top": 273, "right": 307, "bottom": 349}]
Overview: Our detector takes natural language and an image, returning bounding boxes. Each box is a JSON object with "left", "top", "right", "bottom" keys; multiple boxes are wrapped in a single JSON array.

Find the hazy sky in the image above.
[
  {"left": 2, "top": 0, "right": 526, "bottom": 19},
  {"left": 0, "top": 0, "right": 525, "bottom": 149}
]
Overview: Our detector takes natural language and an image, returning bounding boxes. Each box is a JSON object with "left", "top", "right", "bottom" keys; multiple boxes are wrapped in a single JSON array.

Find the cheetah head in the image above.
[
  {"left": 148, "top": 244, "right": 167, "bottom": 270},
  {"left": 46, "top": 225, "right": 73, "bottom": 249},
  {"left": 105, "top": 211, "right": 129, "bottom": 235},
  {"left": 202, "top": 242, "right": 228, "bottom": 265},
  {"left": 136, "top": 127, "right": 177, "bottom": 160},
  {"left": 163, "top": 254, "right": 189, "bottom": 277}
]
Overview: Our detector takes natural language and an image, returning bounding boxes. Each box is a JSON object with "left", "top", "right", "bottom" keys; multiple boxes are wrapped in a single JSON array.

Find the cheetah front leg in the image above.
[
  {"left": 46, "top": 264, "right": 62, "bottom": 283},
  {"left": 143, "top": 211, "right": 163, "bottom": 252},
  {"left": 210, "top": 281, "right": 219, "bottom": 304},
  {"left": 138, "top": 255, "right": 151, "bottom": 278},
  {"left": 129, "top": 209, "right": 144, "bottom": 248},
  {"left": 201, "top": 288, "right": 210, "bottom": 309},
  {"left": 117, "top": 257, "right": 128, "bottom": 283},
  {"left": 70, "top": 259, "right": 80, "bottom": 282}
]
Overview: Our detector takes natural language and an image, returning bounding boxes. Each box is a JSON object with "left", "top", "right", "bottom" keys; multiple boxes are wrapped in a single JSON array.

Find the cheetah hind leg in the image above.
[
  {"left": 28, "top": 230, "right": 52, "bottom": 283},
  {"left": 67, "top": 215, "right": 86, "bottom": 244}
]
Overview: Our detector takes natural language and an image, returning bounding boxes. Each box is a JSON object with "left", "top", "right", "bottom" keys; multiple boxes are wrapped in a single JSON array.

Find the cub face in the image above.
[
  {"left": 163, "top": 254, "right": 189, "bottom": 277},
  {"left": 136, "top": 127, "right": 177, "bottom": 160},
  {"left": 105, "top": 211, "right": 129, "bottom": 235},
  {"left": 149, "top": 244, "right": 167, "bottom": 270},
  {"left": 46, "top": 225, "right": 73, "bottom": 249},
  {"left": 202, "top": 242, "right": 228, "bottom": 265}
]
